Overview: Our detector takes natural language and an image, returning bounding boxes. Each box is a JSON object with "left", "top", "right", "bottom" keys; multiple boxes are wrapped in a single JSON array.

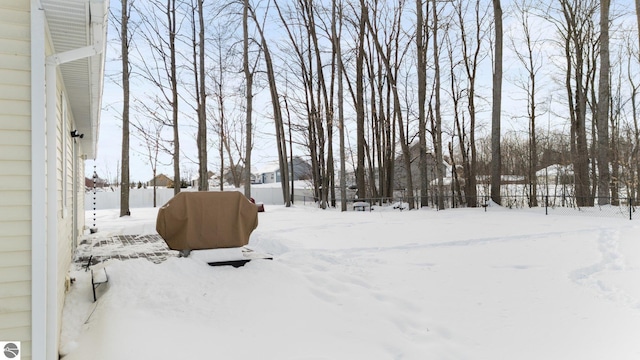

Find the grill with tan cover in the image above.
[{"left": 156, "top": 191, "right": 258, "bottom": 251}]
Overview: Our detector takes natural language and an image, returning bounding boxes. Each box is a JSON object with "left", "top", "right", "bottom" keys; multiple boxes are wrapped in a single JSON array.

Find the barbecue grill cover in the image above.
[{"left": 156, "top": 191, "right": 258, "bottom": 250}]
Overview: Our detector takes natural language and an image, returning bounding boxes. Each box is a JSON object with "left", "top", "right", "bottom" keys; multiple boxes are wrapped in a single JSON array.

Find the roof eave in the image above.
[{"left": 42, "top": 0, "right": 109, "bottom": 159}]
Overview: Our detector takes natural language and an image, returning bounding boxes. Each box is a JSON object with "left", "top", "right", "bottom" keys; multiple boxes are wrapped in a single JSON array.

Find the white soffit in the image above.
[{"left": 41, "top": 0, "right": 108, "bottom": 159}]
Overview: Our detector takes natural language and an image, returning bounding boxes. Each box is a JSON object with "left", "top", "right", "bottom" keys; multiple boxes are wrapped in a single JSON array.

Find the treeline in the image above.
[{"left": 112, "top": 0, "right": 640, "bottom": 215}]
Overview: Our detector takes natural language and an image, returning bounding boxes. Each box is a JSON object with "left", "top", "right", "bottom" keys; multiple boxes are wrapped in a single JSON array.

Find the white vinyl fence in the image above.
[{"left": 85, "top": 186, "right": 315, "bottom": 210}]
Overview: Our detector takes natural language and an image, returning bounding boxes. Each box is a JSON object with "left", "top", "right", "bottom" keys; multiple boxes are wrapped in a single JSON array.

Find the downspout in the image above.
[
  {"left": 31, "top": 1, "right": 47, "bottom": 359},
  {"left": 44, "top": 8, "right": 105, "bottom": 359}
]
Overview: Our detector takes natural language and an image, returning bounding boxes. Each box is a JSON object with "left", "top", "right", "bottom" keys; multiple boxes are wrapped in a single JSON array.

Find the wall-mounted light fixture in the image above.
[{"left": 70, "top": 130, "right": 84, "bottom": 139}]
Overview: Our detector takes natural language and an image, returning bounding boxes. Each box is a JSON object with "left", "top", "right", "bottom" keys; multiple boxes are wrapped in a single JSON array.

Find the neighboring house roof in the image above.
[
  {"left": 536, "top": 164, "right": 574, "bottom": 177},
  {"left": 149, "top": 174, "right": 173, "bottom": 185},
  {"left": 85, "top": 176, "right": 108, "bottom": 188},
  {"left": 42, "top": 0, "right": 108, "bottom": 159},
  {"left": 258, "top": 156, "right": 312, "bottom": 177},
  {"left": 191, "top": 171, "right": 217, "bottom": 182},
  {"left": 258, "top": 161, "right": 281, "bottom": 174}
]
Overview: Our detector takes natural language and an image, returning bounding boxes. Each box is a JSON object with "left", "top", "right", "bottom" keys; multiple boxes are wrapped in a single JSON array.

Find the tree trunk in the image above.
[
  {"left": 120, "top": 0, "right": 131, "bottom": 217},
  {"left": 510, "top": 0, "right": 540, "bottom": 207},
  {"left": 306, "top": 1, "right": 331, "bottom": 208},
  {"left": 490, "top": 0, "right": 502, "bottom": 205},
  {"left": 169, "top": 0, "right": 180, "bottom": 196},
  {"left": 194, "top": 0, "right": 208, "bottom": 191},
  {"left": 453, "top": 0, "right": 483, "bottom": 208},
  {"left": 636, "top": 0, "right": 640, "bottom": 51},
  {"left": 432, "top": 0, "right": 444, "bottom": 210},
  {"left": 334, "top": 0, "right": 347, "bottom": 211},
  {"left": 355, "top": 3, "right": 366, "bottom": 199},
  {"left": 596, "top": 0, "right": 611, "bottom": 204},
  {"left": 417, "top": 0, "right": 428, "bottom": 207},
  {"left": 249, "top": 6, "right": 291, "bottom": 206},
  {"left": 559, "top": 0, "right": 593, "bottom": 207},
  {"left": 243, "top": 0, "right": 253, "bottom": 199},
  {"left": 362, "top": 1, "right": 415, "bottom": 209}
]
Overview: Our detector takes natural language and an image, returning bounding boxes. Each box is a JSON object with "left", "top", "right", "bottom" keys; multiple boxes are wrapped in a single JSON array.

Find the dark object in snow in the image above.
[
  {"left": 156, "top": 191, "right": 258, "bottom": 251},
  {"left": 353, "top": 201, "right": 370, "bottom": 211},
  {"left": 249, "top": 197, "right": 265, "bottom": 212},
  {"left": 392, "top": 202, "right": 408, "bottom": 211},
  {"left": 190, "top": 247, "right": 273, "bottom": 267},
  {"left": 85, "top": 255, "right": 109, "bottom": 302},
  {"left": 210, "top": 259, "right": 251, "bottom": 268}
]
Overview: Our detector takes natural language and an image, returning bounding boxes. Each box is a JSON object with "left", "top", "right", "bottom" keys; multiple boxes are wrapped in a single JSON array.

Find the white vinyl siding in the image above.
[
  {"left": 78, "top": 165, "right": 86, "bottom": 225},
  {"left": 49, "top": 49, "right": 78, "bottom": 353},
  {"left": 0, "top": 1, "right": 32, "bottom": 358},
  {"left": 2, "top": 2, "right": 101, "bottom": 358}
]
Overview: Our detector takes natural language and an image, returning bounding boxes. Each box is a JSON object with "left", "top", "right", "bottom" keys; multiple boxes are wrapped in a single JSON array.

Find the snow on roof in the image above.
[
  {"left": 258, "top": 161, "right": 281, "bottom": 174},
  {"left": 536, "top": 164, "right": 574, "bottom": 177}
]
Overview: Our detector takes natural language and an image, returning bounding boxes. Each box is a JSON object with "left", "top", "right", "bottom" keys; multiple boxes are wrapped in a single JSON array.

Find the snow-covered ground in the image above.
[{"left": 60, "top": 204, "right": 640, "bottom": 359}]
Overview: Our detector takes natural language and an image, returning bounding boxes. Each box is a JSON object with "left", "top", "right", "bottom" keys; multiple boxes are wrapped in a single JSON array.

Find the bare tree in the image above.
[
  {"left": 431, "top": 0, "right": 445, "bottom": 210},
  {"left": 333, "top": 0, "right": 347, "bottom": 210},
  {"left": 274, "top": 0, "right": 332, "bottom": 208},
  {"left": 416, "top": 0, "right": 429, "bottom": 207},
  {"left": 249, "top": 4, "right": 291, "bottom": 206},
  {"left": 306, "top": 0, "right": 333, "bottom": 208},
  {"left": 490, "top": 0, "right": 502, "bottom": 205},
  {"left": 167, "top": 0, "right": 181, "bottom": 195},
  {"left": 243, "top": 0, "right": 254, "bottom": 198},
  {"left": 168, "top": 0, "right": 181, "bottom": 195},
  {"left": 636, "top": 0, "right": 640, "bottom": 52},
  {"left": 355, "top": 1, "right": 367, "bottom": 199},
  {"left": 451, "top": 0, "right": 489, "bottom": 207},
  {"left": 556, "top": 0, "right": 598, "bottom": 206},
  {"left": 131, "top": 118, "right": 165, "bottom": 207},
  {"left": 135, "top": 0, "right": 182, "bottom": 196},
  {"left": 120, "top": 0, "right": 132, "bottom": 217},
  {"left": 596, "top": 0, "right": 611, "bottom": 204},
  {"left": 362, "top": 0, "right": 415, "bottom": 209},
  {"left": 609, "top": 49, "right": 624, "bottom": 205},
  {"left": 627, "top": 37, "right": 640, "bottom": 201},
  {"left": 189, "top": 0, "right": 208, "bottom": 191},
  {"left": 361, "top": 5, "right": 392, "bottom": 202},
  {"left": 207, "top": 21, "right": 245, "bottom": 190},
  {"left": 509, "top": 0, "right": 544, "bottom": 207}
]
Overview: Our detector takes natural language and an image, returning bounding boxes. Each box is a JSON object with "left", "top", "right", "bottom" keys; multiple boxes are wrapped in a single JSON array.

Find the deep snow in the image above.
[{"left": 60, "top": 204, "right": 640, "bottom": 359}]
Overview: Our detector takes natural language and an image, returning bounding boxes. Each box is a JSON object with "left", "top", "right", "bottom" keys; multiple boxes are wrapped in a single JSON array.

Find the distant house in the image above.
[
  {"left": 250, "top": 172, "right": 261, "bottom": 184},
  {"left": 258, "top": 156, "right": 312, "bottom": 184},
  {"left": 0, "top": 1, "right": 109, "bottom": 358},
  {"left": 85, "top": 174, "right": 109, "bottom": 189},
  {"left": 292, "top": 156, "right": 313, "bottom": 180},
  {"left": 536, "top": 164, "right": 575, "bottom": 188},
  {"left": 394, "top": 144, "right": 449, "bottom": 190},
  {"left": 148, "top": 173, "right": 174, "bottom": 187},
  {"left": 259, "top": 163, "right": 280, "bottom": 184},
  {"left": 191, "top": 170, "right": 218, "bottom": 189}
]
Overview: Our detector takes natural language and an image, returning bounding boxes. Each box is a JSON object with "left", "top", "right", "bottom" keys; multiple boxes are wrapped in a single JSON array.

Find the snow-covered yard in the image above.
[{"left": 60, "top": 204, "right": 640, "bottom": 359}]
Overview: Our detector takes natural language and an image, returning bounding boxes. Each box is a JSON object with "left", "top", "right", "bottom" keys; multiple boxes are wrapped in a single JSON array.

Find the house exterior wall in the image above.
[
  {"left": 149, "top": 174, "right": 173, "bottom": 187},
  {"left": 261, "top": 170, "right": 281, "bottom": 184},
  {"left": 257, "top": 157, "right": 311, "bottom": 185},
  {"left": 0, "top": 2, "right": 88, "bottom": 358},
  {"left": 55, "top": 83, "right": 78, "bottom": 346},
  {"left": 76, "top": 155, "right": 86, "bottom": 247},
  {"left": 0, "top": 1, "right": 33, "bottom": 358}
]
